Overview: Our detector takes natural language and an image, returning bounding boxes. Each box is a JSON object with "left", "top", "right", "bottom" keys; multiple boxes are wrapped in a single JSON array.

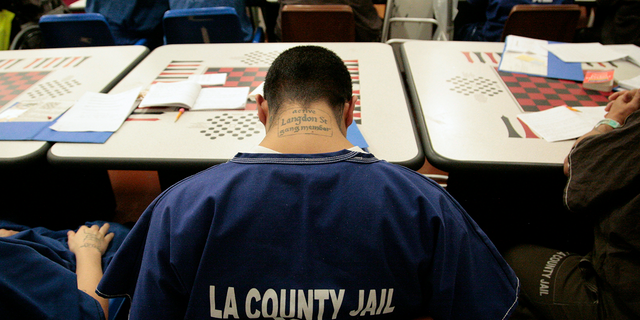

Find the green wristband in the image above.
[{"left": 595, "top": 119, "right": 621, "bottom": 129}]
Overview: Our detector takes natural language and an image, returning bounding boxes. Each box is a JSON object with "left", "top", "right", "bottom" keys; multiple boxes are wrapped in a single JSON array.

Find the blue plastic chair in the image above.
[
  {"left": 39, "top": 13, "right": 115, "bottom": 48},
  {"left": 39, "top": 13, "right": 147, "bottom": 48},
  {"left": 163, "top": 7, "right": 263, "bottom": 44},
  {"left": 168, "top": 0, "right": 255, "bottom": 42}
]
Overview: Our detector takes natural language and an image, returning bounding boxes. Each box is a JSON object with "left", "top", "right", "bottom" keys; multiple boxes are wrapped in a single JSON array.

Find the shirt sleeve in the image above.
[
  {"left": 421, "top": 189, "right": 520, "bottom": 319},
  {"left": 97, "top": 199, "right": 188, "bottom": 320},
  {"left": 0, "top": 239, "right": 105, "bottom": 320},
  {"left": 128, "top": 206, "right": 190, "bottom": 319},
  {"left": 98, "top": 184, "right": 218, "bottom": 319},
  {"left": 564, "top": 111, "right": 640, "bottom": 212}
]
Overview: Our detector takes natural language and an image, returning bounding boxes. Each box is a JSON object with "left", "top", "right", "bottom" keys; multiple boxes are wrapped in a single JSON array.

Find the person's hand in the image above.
[
  {"left": 67, "top": 224, "right": 114, "bottom": 257},
  {"left": 605, "top": 89, "right": 640, "bottom": 125},
  {"left": 0, "top": 229, "right": 19, "bottom": 237},
  {"left": 68, "top": 224, "right": 114, "bottom": 317},
  {"left": 606, "top": 88, "right": 637, "bottom": 101}
]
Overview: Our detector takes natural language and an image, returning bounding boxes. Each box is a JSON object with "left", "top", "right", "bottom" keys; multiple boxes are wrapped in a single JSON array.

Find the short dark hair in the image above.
[{"left": 263, "top": 46, "right": 352, "bottom": 121}]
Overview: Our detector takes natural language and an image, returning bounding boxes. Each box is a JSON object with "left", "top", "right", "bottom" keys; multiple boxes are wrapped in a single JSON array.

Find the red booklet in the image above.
[{"left": 583, "top": 69, "right": 615, "bottom": 92}]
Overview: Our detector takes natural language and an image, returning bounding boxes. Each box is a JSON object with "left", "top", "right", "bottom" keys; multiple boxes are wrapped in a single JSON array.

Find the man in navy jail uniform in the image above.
[
  {"left": 86, "top": 0, "right": 169, "bottom": 48},
  {"left": 97, "top": 45, "right": 519, "bottom": 320},
  {"left": 0, "top": 221, "right": 129, "bottom": 320}
]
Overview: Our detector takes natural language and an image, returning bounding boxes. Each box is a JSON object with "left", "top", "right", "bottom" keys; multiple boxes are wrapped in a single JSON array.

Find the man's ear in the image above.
[
  {"left": 343, "top": 95, "right": 357, "bottom": 130},
  {"left": 256, "top": 94, "right": 269, "bottom": 127}
]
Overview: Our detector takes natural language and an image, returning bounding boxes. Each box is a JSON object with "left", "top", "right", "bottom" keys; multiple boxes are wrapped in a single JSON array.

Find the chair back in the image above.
[
  {"left": 280, "top": 4, "right": 356, "bottom": 42},
  {"left": 501, "top": 4, "right": 581, "bottom": 42},
  {"left": 168, "top": 0, "right": 254, "bottom": 42},
  {"left": 39, "top": 13, "right": 116, "bottom": 47},
  {"left": 163, "top": 7, "right": 245, "bottom": 44}
]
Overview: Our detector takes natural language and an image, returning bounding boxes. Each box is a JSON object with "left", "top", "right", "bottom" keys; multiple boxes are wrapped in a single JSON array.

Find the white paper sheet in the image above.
[
  {"left": 192, "top": 87, "right": 250, "bottom": 110},
  {"left": 50, "top": 87, "right": 141, "bottom": 132},
  {"left": 505, "top": 35, "right": 549, "bottom": 56},
  {"left": 188, "top": 73, "right": 227, "bottom": 86},
  {"left": 608, "top": 44, "right": 640, "bottom": 67},
  {"left": 0, "top": 100, "right": 73, "bottom": 122},
  {"left": 546, "top": 43, "right": 628, "bottom": 62},
  {"left": 500, "top": 35, "right": 549, "bottom": 77},
  {"left": 500, "top": 53, "right": 548, "bottom": 76},
  {"left": 619, "top": 74, "right": 640, "bottom": 90},
  {"left": 517, "top": 106, "right": 606, "bottom": 142},
  {"left": 248, "top": 82, "right": 264, "bottom": 101},
  {"left": 139, "top": 81, "right": 201, "bottom": 108}
]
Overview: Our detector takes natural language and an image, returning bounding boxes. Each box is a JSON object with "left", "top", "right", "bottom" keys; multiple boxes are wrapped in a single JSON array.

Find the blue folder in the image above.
[
  {"left": 546, "top": 49, "right": 584, "bottom": 82},
  {"left": 2, "top": 119, "right": 365, "bottom": 146},
  {"left": 499, "top": 39, "right": 584, "bottom": 82},
  {"left": 0, "top": 119, "right": 112, "bottom": 143},
  {"left": 347, "top": 122, "right": 368, "bottom": 149}
]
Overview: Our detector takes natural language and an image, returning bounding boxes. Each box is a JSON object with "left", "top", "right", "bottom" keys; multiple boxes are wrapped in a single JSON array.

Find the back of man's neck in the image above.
[{"left": 260, "top": 104, "right": 354, "bottom": 154}]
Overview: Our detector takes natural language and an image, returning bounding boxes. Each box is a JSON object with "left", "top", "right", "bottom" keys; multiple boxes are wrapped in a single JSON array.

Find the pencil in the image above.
[
  {"left": 565, "top": 106, "right": 581, "bottom": 112},
  {"left": 175, "top": 108, "right": 185, "bottom": 122}
]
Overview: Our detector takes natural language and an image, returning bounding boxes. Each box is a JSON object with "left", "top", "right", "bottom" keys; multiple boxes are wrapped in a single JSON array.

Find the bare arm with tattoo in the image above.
[{"left": 68, "top": 224, "right": 115, "bottom": 319}]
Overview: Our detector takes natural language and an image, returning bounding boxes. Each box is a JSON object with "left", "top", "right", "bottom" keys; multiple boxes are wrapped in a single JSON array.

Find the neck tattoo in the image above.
[{"left": 277, "top": 108, "right": 333, "bottom": 138}]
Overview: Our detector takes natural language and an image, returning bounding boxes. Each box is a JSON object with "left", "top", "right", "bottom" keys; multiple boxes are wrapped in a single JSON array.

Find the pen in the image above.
[{"left": 175, "top": 108, "right": 185, "bottom": 122}]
